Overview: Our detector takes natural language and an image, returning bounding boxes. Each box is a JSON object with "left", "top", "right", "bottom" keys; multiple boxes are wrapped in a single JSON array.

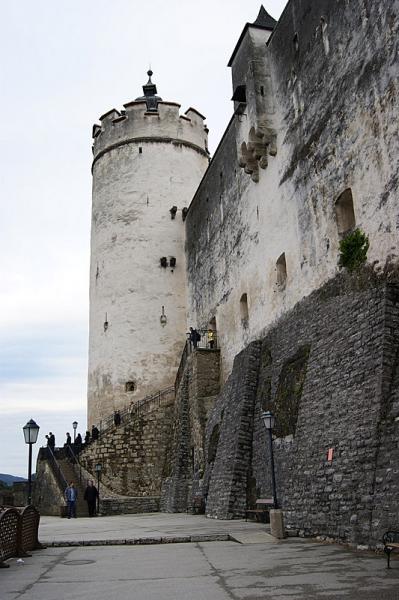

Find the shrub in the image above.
[{"left": 339, "top": 228, "right": 369, "bottom": 272}]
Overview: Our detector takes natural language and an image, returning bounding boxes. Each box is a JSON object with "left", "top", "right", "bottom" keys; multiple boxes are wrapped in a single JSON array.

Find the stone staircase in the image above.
[{"left": 56, "top": 456, "right": 89, "bottom": 517}]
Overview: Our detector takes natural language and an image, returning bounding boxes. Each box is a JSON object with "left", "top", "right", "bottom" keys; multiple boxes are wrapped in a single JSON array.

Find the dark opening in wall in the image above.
[
  {"left": 293, "top": 32, "right": 299, "bottom": 53},
  {"left": 125, "top": 381, "right": 136, "bottom": 393},
  {"left": 139, "top": 147, "right": 143, "bottom": 154},
  {"left": 335, "top": 188, "right": 356, "bottom": 235},
  {"left": 240, "top": 293, "right": 249, "bottom": 328},
  {"left": 276, "top": 253, "right": 287, "bottom": 288}
]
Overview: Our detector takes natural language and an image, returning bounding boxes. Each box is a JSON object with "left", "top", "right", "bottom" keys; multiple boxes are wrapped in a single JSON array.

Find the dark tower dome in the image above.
[{"left": 135, "top": 69, "right": 163, "bottom": 111}]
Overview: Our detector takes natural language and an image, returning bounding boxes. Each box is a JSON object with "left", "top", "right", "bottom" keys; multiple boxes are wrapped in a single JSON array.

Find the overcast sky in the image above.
[{"left": 0, "top": 0, "right": 287, "bottom": 478}]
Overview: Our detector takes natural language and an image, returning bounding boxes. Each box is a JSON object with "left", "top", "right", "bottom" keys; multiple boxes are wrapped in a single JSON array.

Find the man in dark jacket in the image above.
[{"left": 84, "top": 480, "right": 99, "bottom": 517}]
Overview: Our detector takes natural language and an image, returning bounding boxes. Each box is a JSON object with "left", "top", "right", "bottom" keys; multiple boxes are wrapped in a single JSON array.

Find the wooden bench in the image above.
[
  {"left": 245, "top": 499, "right": 274, "bottom": 522},
  {"left": 383, "top": 531, "right": 399, "bottom": 568}
]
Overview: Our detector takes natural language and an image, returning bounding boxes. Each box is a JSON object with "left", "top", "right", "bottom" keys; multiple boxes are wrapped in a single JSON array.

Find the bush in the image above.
[{"left": 339, "top": 228, "right": 369, "bottom": 272}]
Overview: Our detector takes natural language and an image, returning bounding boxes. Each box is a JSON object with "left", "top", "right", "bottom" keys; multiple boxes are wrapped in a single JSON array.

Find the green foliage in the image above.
[{"left": 339, "top": 228, "right": 369, "bottom": 272}]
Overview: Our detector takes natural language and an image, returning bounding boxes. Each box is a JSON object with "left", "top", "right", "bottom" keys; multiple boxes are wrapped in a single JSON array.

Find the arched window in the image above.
[
  {"left": 240, "top": 293, "right": 249, "bottom": 328},
  {"left": 335, "top": 188, "right": 355, "bottom": 235},
  {"left": 276, "top": 253, "right": 287, "bottom": 288}
]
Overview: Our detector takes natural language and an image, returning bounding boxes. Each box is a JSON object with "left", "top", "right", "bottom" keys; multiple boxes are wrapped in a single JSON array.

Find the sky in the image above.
[{"left": 0, "top": 0, "right": 287, "bottom": 478}]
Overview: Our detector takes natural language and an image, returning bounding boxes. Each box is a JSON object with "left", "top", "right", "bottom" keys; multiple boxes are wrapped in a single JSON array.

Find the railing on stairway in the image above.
[
  {"left": 175, "top": 329, "right": 218, "bottom": 393},
  {"left": 98, "top": 386, "right": 175, "bottom": 437},
  {"left": 64, "top": 444, "right": 82, "bottom": 485}
]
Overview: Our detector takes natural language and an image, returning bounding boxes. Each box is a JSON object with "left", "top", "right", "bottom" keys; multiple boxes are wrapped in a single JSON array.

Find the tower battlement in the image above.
[{"left": 92, "top": 99, "right": 209, "bottom": 164}]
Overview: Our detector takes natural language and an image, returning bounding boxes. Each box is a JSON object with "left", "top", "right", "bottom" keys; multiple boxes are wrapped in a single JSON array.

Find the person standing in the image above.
[
  {"left": 74, "top": 433, "right": 82, "bottom": 454},
  {"left": 84, "top": 480, "right": 99, "bottom": 517},
  {"left": 91, "top": 425, "right": 99, "bottom": 441},
  {"left": 65, "top": 481, "right": 78, "bottom": 518},
  {"left": 65, "top": 432, "right": 72, "bottom": 447},
  {"left": 207, "top": 329, "right": 215, "bottom": 349},
  {"left": 84, "top": 430, "right": 91, "bottom": 445}
]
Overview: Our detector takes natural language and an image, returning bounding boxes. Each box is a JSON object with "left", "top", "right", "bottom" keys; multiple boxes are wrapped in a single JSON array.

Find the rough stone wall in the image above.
[
  {"left": 196, "top": 273, "right": 399, "bottom": 546},
  {"left": 79, "top": 396, "right": 174, "bottom": 497},
  {"left": 160, "top": 349, "right": 220, "bottom": 512},
  {"left": 185, "top": 0, "right": 399, "bottom": 382},
  {"left": 33, "top": 457, "right": 65, "bottom": 516},
  {"left": 370, "top": 284, "right": 399, "bottom": 545},
  {"left": 204, "top": 342, "right": 261, "bottom": 519}
]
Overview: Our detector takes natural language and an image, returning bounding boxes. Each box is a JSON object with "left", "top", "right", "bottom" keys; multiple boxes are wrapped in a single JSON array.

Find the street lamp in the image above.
[
  {"left": 22, "top": 419, "right": 40, "bottom": 506},
  {"left": 72, "top": 421, "right": 78, "bottom": 442},
  {"left": 261, "top": 411, "right": 278, "bottom": 509},
  {"left": 95, "top": 463, "right": 102, "bottom": 514}
]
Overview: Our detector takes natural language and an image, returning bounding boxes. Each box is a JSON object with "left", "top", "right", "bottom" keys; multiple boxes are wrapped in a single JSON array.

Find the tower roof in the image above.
[
  {"left": 135, "top": 69, "right": 163, "bottom": 111},
  {"left": 227, "top": 6, "right": 277, "bottom": 67}
]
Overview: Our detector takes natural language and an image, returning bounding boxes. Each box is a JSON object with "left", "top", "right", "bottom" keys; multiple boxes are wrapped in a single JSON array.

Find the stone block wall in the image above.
[
  {"left": 79, "top": 395, "right": 175, "bottom": 497},
  {"left": 160, "top": 349, "right": 220, "bottom": 512},
  {"left": 169, "top": 272, "right": 399, "bottom": 547}
]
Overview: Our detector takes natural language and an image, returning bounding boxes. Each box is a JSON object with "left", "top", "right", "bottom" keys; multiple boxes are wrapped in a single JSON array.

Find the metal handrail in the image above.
[
  {"left": 98, "top": 386, "right": 175, "bottom": 437},
  {"left": 64, "top": 444, "right": 82, "bottom": 484}
]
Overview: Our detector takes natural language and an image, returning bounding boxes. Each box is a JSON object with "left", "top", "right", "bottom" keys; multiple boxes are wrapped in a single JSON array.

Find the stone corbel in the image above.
[{"left": 239, "top": 126, "right": 277, "bottom": 182}]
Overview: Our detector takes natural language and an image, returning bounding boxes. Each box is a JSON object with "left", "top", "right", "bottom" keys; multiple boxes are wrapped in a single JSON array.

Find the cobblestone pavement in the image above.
[{"left": 1, "top": 514, "right": 397, "bottom": 599}]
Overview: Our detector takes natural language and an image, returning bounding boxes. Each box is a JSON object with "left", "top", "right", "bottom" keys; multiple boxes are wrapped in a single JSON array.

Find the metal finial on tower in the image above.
[{"left": 135, "top": 68, "right": 162, "bottom": 111}]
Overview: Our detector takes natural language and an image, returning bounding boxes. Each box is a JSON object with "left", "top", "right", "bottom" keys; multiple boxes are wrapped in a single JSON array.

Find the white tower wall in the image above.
[{"left": 88, "top": 93, "right": 209, "bottom": 427}]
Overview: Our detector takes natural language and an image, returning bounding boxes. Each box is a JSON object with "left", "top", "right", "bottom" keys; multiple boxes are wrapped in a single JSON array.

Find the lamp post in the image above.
[
  {"left": 261, "top": 411, "right": 278, "bottom": 509},
  {"left": 72, "top": 421, "right": 78, "bottom": 442},
  {"left": 23, "top": 419, "right": 40, "bottom": 506},
  {"left": 95, "top": 463, "right": 102, "bottom": 514}
]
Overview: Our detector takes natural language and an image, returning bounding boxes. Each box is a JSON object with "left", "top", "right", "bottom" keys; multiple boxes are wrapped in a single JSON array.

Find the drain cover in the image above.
[{"left": 62, "top": 560, "right": 96, "bottom": 566}]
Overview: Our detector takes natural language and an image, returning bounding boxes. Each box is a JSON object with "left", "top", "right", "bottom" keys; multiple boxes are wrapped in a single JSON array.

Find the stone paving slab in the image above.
[
  {"left": 1, "top": 539, "right": 399, "bottom": 599},
  {"left": 38, "top": 512, "right": 272, "bottom": 545}
]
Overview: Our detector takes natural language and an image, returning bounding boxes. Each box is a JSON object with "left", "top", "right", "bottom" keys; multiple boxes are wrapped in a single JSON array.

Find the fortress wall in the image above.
[
  {"left": 79, "top": 395, "right": 175, "bottom": 497},
  {"left": 185, "top": 0, "right": 399, "bottom": 380},
  {"left": 199, "top": 274, "right": 399, "bottom": 547}
]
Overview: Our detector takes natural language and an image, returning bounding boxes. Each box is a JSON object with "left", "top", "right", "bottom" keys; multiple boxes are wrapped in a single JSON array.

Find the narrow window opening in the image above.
[
  {"left": 293, "top": 33, "right": 299, "bottom": 53},
  {"left": 139, "top": 147, "right": 143, "bottom": 154},
  {"left": 276, "top": 253, "right": 287, "bottom": 288},
  {"left": 125, "top": 381, "right": 136, "bottom": 393},
  {"left": 240, "top": 293, "right": 249, "bottom": 328},
  {"left": 335, "top": 188, "right": 356, "bottom": 235},
  {"left": 260, "top": 85, "right": 265, "bottom": 96}
]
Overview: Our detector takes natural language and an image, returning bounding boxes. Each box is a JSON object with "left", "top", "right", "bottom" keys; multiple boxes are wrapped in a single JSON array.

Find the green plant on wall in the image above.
[{"left": 339, "top": 228, "right": 369, "bottom": 272}]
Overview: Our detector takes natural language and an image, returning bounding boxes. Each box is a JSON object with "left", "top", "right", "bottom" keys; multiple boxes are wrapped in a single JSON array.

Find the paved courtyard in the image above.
[{"left": 1, "top": 514, "right": 399, "bottom": 599}]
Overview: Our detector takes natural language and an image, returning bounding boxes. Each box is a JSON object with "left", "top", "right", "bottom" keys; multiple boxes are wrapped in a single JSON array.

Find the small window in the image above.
[
  {"left": 276, "top": 253, "right": 287, "bottom": 288},
  {"left": 139, "top": 147, "right": 143, "bottom": 154},
  {"left": 240, "top": 293, "right": 249, "bottom": 328},
  {"left": 293, "top": 33, "right": 299, "bottom": 53},
  {"left": 335, "top": 189, "right": 355, "bottom": 235},
  {"left": 125, "top": 381, "right": 136, "bottom": 392}
]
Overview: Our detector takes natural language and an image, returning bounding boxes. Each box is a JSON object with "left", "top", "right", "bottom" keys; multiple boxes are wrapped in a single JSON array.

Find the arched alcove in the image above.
[
  {"left": 276, "top": 253, "right": 287, "bottom": 288},
  {"left": 335, "top": 188, "right": 356, "bottom": 235}
]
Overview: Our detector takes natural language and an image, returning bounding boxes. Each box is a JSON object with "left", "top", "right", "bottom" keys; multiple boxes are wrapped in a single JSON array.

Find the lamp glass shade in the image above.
[
  {"left": 261, "top": 411, "right": 275, "bottom": 430},
  {"left": 72, "top": 421, "right": 78, "bottom": 430},
  {"left": 23, "top": 419, "right": 40, "bottom": 444},
  {"left": 95, "top": 463, "right": 102, "bottom": 472}
]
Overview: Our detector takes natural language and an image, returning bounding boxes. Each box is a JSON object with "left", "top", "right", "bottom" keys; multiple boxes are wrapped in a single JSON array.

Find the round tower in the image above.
[{"left": 88, "top": 71, "right": 209, "bottom": 427}]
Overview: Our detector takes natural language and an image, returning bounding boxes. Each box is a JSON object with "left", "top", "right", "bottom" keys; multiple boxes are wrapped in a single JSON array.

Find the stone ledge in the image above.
[{"left": 46, "top": 533, "right": 231, "bottom": 547}]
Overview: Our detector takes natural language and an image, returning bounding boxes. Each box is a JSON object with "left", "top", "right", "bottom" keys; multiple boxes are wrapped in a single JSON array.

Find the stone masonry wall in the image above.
[
  {"left": 160, "top": 349, "right": 220, "bottom": 512},
  {"left": 197, "top": 272, "right": 399, "bottom": 547},
  {"left": 79, "top": 393, "right": 175, "bottom": 497}
]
